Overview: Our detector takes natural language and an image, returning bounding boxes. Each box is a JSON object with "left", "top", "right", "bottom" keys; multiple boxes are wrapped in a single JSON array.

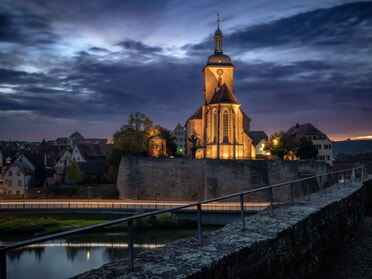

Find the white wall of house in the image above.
[
  {"left": 71, "top": 145, "right": 87, "bottom": 162},
  {"left": 3, "top": 163, "right": 31, "bottom": 195},
  {"left": 55, "top": 150, "right": 73, "bottom": 168},
  {"left": 305, "top": 135, "right": 333, "bottom": 166},
  {"left": 15, "top": 154, "right": 35, "bottom": 171}
]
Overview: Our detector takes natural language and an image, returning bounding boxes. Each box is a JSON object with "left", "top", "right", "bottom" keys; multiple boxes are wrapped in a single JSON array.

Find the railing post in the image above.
[
  {"left": 0, "top": 248, "right": 6, "bottom": 279},
  {"left": 306, "top": 181, "right": 310, "bottom": 201},
  {"left": 197, "top": 204, "right": 203, "bottom": 245},
  {"left": 240, "top": 194, "right": 245, "bottom": 231},
  {"left": 127, "top": 220, "right": 134, "bottom": 272},
  {"left": 351, "top": 168, "right": 356, "bottom": 185},
  {"left": 269, "top": 187, "right": 274, "bottom": 217},
  {"left": 290, "top": 183, "right": 295, "bottom": 206},
  {"left": 319, "top": 176, "right": 323, "bottom": 196}
]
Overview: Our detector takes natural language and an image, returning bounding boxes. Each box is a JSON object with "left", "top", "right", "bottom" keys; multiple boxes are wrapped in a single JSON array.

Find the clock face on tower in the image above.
[{"left": 217, "top": 69, "right": 223, "bottom": 75}]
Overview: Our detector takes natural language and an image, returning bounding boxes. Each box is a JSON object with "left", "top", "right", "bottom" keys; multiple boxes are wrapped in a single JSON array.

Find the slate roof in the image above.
[
  {"left": 186, "top": 107, "right": 203, "bottom": 124},
  {"left": 209, "top": 84, "right": 239, "bottom": 104},
  {"left": 248, "top": 131, "right": 268, "bottom": 146},
  {"left": 287, "top": 123, "right": 325, "bottom": 141},
  {"left": 77, "top": 144, "right": 109, "bottom": 160},
  {"left": 79, "top": 161, "right": 108, "bottom": 175}
]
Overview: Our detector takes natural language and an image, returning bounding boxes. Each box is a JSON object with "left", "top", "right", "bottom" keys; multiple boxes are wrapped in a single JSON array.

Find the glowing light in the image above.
[{"left": 86, "top": 249, "right": 90, "bottom": 260}]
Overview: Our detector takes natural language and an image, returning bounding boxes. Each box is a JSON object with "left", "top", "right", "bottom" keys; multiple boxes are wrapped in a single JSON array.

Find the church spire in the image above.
[{"left": 214, "top": 13, "right": 223, "bottom": 54}]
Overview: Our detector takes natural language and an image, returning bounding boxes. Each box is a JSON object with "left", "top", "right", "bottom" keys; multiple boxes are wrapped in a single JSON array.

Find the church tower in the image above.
[{"left": 186, "top": 15, "right": 253, "bottom": 159}]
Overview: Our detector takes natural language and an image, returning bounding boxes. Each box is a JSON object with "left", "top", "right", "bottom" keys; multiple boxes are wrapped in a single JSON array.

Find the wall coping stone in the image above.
[{"left": 72, "top": 180, "right": 366, "bottom": 279}]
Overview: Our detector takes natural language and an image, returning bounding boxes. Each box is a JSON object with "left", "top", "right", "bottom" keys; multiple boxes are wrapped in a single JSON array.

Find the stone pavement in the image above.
[{"left": 319, "top": 216, "right": 372, "bottom": 279}]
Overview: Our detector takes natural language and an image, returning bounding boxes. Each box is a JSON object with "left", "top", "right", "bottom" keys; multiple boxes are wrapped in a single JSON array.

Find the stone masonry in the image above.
[
  {"left": 73, "top": 179, "right": 368, "bottom": 279},
  {"left": 117, "top": 157, "right": 329, "bottom": 201}
]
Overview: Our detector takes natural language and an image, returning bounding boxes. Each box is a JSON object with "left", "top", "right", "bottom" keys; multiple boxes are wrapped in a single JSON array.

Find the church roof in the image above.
[
  {"left": 209, "top": 83, "right": 239, "bottom": 104},
  {"left": 206, "top": 53, "right": 233, "bottom": 66},
  {"left": 188, "top": 107, "right": 203, "bottom": 120}
]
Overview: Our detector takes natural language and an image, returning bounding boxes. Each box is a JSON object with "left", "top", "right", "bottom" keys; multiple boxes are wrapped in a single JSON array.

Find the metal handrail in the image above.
[{"left": 0, "top": 166, "right": 367, "bottom": 278}]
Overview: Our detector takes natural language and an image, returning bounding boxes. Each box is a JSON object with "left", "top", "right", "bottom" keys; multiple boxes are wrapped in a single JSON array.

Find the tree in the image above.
[
  {"left": 113, "top": 112, "right": 154, "bottom": 156},
  {"left": 264, "top": 131, "right": 298, "bottom": 160},
  {"left": 107, "top": 112, "right": 155, "bottom": 182},
  {"left": 155, "top": 125, "right": 177, "bottom": 157},
  {"left": 66, "top": 160, "right": 84, "bottom": 184},
  {"left": 297, "top": 137, "right": 318, "bottom": 160}
]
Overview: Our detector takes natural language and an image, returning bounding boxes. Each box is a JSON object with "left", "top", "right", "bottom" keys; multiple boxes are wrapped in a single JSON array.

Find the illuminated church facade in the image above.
[{"left": 185, "top": 17, "right": 254, "bottom": 159}]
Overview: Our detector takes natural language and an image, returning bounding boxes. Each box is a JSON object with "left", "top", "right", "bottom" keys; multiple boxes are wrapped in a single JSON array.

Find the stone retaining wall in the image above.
[
  {"left": 117, "top": 157, "right": 329, "bottom": 201},
  {"left": 73, "top": 180, "right": 368, "bottom": 279}
]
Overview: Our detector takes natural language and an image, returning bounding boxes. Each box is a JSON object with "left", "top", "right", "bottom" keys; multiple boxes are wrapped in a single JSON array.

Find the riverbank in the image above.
[
  {"left": 0, "top": 212, "right": 116, "bottom": 238},
  {"left": 0, "top": 211, "right": 195, "bottom": 239}
]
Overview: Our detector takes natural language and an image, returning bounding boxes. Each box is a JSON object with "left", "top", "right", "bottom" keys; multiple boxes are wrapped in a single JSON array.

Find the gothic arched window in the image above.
[
  {"left": 213, "top": 109, "right": 218, "bottom": 143},
  {"left": 223, "top": 110, "right": 229, "bottom": 143}
]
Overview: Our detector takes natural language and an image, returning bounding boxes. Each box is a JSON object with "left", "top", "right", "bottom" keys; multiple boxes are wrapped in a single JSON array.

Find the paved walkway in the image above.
[{"left": 319, "top": 216, "right": 372, "bottom": 279}]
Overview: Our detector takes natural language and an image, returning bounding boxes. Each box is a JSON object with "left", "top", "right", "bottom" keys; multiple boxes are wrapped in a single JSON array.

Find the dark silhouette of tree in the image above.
[
  {"left": 156, "top": 125, "right": 177, "bottom": 157},
  {"left": 188, "top": 135, "right": 199, "bottom": 159},
  {"left": 297, "top": 137, "right": 318, "bottom": 160}
]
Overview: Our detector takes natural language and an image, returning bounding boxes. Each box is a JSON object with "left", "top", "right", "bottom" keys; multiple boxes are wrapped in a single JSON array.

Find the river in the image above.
[{"left": 2, "top": 228, "right": 216, "bottom": 279}]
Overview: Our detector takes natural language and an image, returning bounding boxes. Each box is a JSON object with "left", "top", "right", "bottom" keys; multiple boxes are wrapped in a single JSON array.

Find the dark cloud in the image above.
[
  {"left": 0, "top": 5, "right": 56, "bottom": 45},
  {"left": 0, "top": 0, "right": 371, "bottom": 141},
  {"left": 225, "top": 1, "right": 372, "bottom": 49},
  {"left": 116, "top": 39, "right": 163, "bottom": 54}
]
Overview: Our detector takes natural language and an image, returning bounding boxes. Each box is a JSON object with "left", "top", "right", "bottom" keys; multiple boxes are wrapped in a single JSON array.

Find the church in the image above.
[{"left": 185, "top": 17, "right": 254, "bottom": 159}]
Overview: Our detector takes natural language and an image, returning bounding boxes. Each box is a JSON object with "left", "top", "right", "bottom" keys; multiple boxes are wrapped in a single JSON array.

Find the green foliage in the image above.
[
  {"left": 156, "top": 125, "right": 177, "bottom": 157},
  {"left": 113, "top": 112, "right": 154, "bottom": 156},
  {"left": 297, "top": 137, "right": 318, "bottom": 160},
  {"left": 265, "top": 131, "right": 298, "bottom": 159},
  {"left": 132, "top": 210, "right": 179, "bottom": 230},
  {"left": 66, "top": 160, "right": 84, "bottom": 184},
  {"left": 0, "top": 214, "right": 108, "bottom": 236}
]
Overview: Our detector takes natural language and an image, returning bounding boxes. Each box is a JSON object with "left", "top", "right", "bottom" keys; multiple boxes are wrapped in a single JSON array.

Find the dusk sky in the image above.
[{"left": 1, "top": 0, "right": 371, "bottom": 142}]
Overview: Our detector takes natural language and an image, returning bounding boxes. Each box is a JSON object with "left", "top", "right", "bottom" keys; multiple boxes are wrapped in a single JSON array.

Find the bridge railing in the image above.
[{"left": 0, "top": 166, "right": 367, "bottom": 278}]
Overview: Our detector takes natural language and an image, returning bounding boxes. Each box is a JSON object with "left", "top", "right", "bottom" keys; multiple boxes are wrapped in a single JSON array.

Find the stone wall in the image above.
[
  {"left": 26, "top": 184, "right": 118, "bottom": 199},
  {"left": 117, "top": 157, "right": 329, "bottom": 201},
  {"left": 73, "top": 180, "right": 368, "bottom": 279}
]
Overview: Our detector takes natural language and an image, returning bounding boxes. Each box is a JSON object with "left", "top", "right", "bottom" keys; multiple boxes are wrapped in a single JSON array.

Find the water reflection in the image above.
[{"left": 3, "top": 228, "right": 209, "bottom": 279}]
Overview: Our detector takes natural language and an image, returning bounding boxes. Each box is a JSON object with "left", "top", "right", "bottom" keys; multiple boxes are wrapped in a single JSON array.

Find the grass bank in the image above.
[{"left": 0, "top": 211, "right": 195, "bottom": 238}]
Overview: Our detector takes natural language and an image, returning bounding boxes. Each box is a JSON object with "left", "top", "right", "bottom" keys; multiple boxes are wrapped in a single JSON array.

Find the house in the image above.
[
  {"left": 287, "top": 123, "right": 333, "bottom": 166},
  {"left": 71, "top": 144, "right": 109, "bottom": 162},
  {"left": 248, "top": 131, "right": 268, "bottom": 159},
  {"left": 172, "top": 124, "right": 186, "bottom": 156},
  {"left": 54, "top": 132, "right": 107, "bottom": 147},
  {"left": 70, "top": 144, "right": 109, "bottom": 183},
  {"left": 2, "top": 154, "right": 35, "bottom": 196},
  {"left": 53, "top": 148, "right": 73, "bottom": 184}
]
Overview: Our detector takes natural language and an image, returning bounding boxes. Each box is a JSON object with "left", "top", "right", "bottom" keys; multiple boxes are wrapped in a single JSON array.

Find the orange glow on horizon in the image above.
[{"left": 330, "top": 135, "right": 372, "bottom": 141}]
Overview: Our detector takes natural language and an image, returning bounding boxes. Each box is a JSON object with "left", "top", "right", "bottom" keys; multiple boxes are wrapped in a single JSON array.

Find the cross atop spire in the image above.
[{"left": 214, "top": 13, "right": 223, "bottom": 54}]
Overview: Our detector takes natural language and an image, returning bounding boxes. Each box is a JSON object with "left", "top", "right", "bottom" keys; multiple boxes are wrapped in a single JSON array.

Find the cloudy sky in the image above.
[{"left": 1, "top": 0, "right": 371, "bottom": 142}]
